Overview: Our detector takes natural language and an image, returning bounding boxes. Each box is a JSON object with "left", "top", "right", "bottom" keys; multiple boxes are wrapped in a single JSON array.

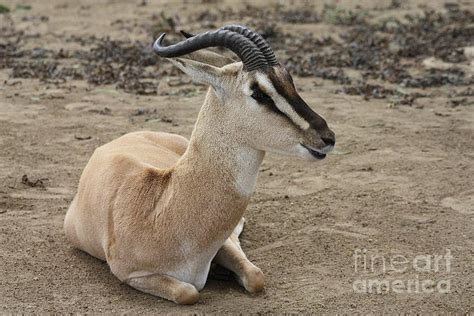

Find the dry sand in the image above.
[{"left": 0, "top": 0, "right": 473, "bottom": 313}]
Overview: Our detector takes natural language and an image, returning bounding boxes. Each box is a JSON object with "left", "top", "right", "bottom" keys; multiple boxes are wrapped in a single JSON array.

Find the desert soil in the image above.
[{"left": 0, "top": 0, "right": 473, "bottom": 313}]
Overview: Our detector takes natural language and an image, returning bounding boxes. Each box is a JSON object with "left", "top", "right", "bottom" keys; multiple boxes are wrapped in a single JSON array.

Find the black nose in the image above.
[{"left": 322, "top": 136, "right": 335, "bottom": 147}]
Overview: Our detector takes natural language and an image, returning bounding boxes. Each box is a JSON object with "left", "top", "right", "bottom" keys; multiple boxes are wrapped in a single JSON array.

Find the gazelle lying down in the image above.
[{"left": 64, "top": 25, "right": 335, "bottom": 304}]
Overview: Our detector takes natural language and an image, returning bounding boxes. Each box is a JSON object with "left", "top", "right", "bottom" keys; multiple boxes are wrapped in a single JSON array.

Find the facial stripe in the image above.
[
  {"left": 255, "top": 73, "right": 310, "bottom": 130},
  {"left": 250, "top": 82, "right": 287, "bottom": 118},
  {"left": 267, "top": 69, "right": 329, "bottom": 132}
]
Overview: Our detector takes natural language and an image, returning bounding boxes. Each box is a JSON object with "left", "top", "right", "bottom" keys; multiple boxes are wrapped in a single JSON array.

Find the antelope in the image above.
[{"left": 64, "top": 25, "right": 335, "bottom": 304}]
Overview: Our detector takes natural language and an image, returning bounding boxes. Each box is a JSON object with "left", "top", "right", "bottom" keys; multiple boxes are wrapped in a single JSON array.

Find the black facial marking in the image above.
[
  {"left": 250, "top": 82, "right": 287, "bottom": 118},
  {"left": 250, "top": 82, "right": 272, "bottom": 104},
  {"left": 268, "top": 69, "right": 329, "bottom": 132}
]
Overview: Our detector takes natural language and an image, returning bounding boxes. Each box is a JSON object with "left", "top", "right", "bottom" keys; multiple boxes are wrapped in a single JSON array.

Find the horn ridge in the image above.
[
  {"left": 153, "top": 29, "right": 268, "bottom": 71},
  {"left": 219, "top": 24, "right": 279, "bottom": 66}
]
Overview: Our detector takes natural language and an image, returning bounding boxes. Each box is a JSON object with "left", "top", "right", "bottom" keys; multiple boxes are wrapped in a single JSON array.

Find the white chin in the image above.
[
  {"left": 295, "top": 144, "right": 321, "bottom": 160},
  {"left": 262, "top": 145, "right": 324, "bottom": 161}
]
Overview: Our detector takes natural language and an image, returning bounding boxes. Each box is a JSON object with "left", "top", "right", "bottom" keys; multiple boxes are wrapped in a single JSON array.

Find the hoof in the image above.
[
  {"left": 174, "top": 283, "right": 200, "bottom": 305},
  {"left": 242, "top": 266, "right": 264, "bottom": 293}
]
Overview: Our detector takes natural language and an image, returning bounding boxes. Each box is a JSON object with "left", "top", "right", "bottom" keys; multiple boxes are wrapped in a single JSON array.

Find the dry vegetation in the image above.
[{"left": 0, "top": 0, "right": 473, "bottom": 313}]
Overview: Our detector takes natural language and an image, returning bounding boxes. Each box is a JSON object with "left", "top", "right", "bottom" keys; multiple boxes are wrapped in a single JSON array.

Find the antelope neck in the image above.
[{"left": 177, "top": 89, "right": 265, "bottom": 199}]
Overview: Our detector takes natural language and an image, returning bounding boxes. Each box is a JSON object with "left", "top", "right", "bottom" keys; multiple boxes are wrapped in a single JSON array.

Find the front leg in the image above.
[
  {"left": 213, "top": 218, "right": 264, "bottom": 293},
  {"left": 124, "top": 272, "right": 200, "bottom": 305}
]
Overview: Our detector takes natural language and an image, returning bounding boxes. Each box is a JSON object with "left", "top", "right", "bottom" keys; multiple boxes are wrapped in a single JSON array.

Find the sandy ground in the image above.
[{"left": 0, "top": 0, "right": 473, "bottom": 313}]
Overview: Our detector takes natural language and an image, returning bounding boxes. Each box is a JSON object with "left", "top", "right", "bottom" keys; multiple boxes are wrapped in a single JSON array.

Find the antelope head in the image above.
[{"left": 153, "top": 25, "right": 335, "bottom": 160}]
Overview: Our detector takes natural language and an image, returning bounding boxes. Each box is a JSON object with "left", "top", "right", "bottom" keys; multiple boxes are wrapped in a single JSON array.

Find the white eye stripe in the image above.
[{"left": 255, "top": 73, "right": 309, "bottom": 130}]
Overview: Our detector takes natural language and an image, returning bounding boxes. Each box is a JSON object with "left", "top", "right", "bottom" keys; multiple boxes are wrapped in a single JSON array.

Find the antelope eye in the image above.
[{"left": 251, "top": 85, "right": 273, "bottom": 104}]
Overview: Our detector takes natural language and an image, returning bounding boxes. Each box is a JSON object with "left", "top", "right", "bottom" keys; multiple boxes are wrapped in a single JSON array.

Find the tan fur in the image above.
[{"left": 64, "top": 51, "right": 334, "bottom": 304}]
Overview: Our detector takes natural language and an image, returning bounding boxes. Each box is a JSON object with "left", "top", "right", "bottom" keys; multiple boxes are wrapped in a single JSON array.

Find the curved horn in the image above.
[
  {"left": 180, "top": 26, "right": 279, "bottom": 66},
  {"left": 153, "top": 30, "right": 268, "bottom": 71},
  {"left": 180, "top": 30, "right": 195, "bottom": 39},
  {"left": 220, "top": 25, "right": 279, "bottom": 66}
]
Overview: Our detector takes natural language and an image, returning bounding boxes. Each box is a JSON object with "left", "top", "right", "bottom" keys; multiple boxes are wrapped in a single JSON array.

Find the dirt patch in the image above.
[{"left": 0, "top": 0, "right": 473, "bottom": 313}]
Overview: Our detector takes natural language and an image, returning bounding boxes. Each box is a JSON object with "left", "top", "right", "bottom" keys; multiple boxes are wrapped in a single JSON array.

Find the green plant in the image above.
[{"left": 0, "top": 4, "right": 10, "bottom": 14}]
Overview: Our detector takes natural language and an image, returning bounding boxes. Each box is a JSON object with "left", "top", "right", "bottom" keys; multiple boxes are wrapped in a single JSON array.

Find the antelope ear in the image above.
[
  {"left": 169, "top": 58, "right": 225, "bottom": 91},
  {"left": 183, "top": 50, "right": 236, "bottom": 67}
]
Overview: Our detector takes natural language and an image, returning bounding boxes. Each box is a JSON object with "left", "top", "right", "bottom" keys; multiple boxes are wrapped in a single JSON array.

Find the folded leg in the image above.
[
  {"left": 124, "top": 272, "right": 199, "bottom": 304},
  {"left": 213, "top": 217, "right": 264, "bottom": 293}
]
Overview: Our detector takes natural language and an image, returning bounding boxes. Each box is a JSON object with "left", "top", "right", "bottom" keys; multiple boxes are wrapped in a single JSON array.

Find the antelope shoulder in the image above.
[{"left": 65, "top": 131, "right": 187, "bottom": 263}]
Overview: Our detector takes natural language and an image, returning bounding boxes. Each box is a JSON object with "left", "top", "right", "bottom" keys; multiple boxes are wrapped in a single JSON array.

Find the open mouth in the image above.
[{"left": 301, "top": 144, "right": 327, "bottom": 160}]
